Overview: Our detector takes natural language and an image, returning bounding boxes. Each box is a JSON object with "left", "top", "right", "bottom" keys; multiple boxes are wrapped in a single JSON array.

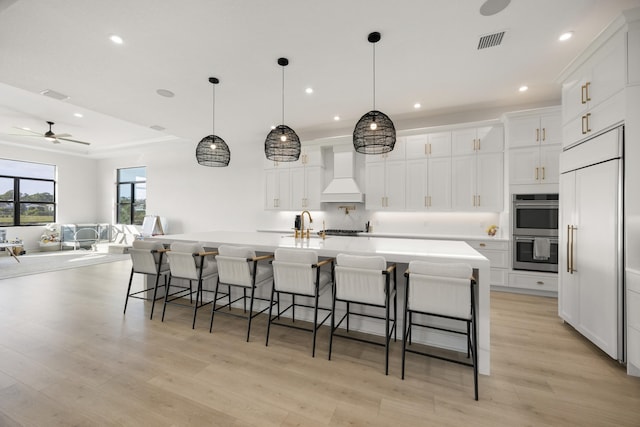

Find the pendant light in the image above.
[
  {"left": 264, "top": 57, "right": 301, "bottom": 162},
  {"left": 196, "top": 77, "right": 231, "bottom": 167},
  {"left": 353, "top": 32, "right": 396, "bottom": 155}
]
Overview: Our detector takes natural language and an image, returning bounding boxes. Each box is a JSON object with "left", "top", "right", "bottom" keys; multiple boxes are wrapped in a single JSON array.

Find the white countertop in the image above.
[{"left": 257, "top": 229, "right": 508, "bottom": 242}]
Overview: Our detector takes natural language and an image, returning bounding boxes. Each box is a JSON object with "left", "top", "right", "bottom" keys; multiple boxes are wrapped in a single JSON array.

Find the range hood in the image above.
[{"left": 321, "top": 147, "right": 364, "bottom": 203}]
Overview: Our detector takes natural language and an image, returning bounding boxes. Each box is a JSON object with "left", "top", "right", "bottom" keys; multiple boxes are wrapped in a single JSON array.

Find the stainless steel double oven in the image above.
[{"left": 512, "top": 194, "right": 559, "bottom": 273}]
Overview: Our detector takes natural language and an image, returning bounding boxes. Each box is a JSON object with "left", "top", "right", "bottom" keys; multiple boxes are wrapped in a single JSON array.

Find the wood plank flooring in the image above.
[{"left": 0, "top": 260, "right": 639, "bottom": 426}]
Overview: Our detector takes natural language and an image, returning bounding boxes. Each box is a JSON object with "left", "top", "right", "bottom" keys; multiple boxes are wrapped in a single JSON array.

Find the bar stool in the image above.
[
  {"left": 402, "top": 261, "right": 478, "bottom": 400},
  {"left": 124, "top": 239, "right": 170, "bottom": 319},
  {"left": 329, "top": 254, "right": 397, "bottom": 375},
  {"left": 210, "top": 245, "right": 274, "bottom": 342},
  {"left": 162, "top": 242, "right": 220, "bottom": 329},
  {"left": 266, "top": 248, "right": 334, "bottom": 357}
]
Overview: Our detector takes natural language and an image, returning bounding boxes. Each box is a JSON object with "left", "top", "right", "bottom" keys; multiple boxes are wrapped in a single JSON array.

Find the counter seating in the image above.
[
  {"left": 162, "top": 242, "right": 221, "bottom": 329},
  {"left": 210, "top": 245, "right": 274, "bottom": 342},
  {"left": 402, "top": 261, "right": 478, "bottom": 400},
  {"left": 124, "top": 240, "right": 170, "bottom": 319},
  {"left": 329, "top": 254, "right": 397, "bottom": 375},
  {"left": 266, "top": 248, "right": 334, "bottom": 357}
]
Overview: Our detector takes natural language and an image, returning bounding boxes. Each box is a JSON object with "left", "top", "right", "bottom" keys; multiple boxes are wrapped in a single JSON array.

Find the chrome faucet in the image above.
[{"left": 300, "top": 210, "right": 313, "bottom": 238}]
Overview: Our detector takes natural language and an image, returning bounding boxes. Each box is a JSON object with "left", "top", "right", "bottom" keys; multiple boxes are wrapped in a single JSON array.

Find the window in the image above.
[
  {"left": 0, "top": 159, "right": 56, "bottom": 226},
  {"left": 117, "top": 167, "right": 146, "bottom": 225}
]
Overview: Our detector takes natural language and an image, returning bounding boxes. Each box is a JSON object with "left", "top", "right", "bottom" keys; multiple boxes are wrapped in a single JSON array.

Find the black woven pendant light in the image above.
[
  {"left": 353, "top": 32, "right": 396, "bottom": 155},
  {"left": 264, "top": 57, "right": 301, "bottom": 162},
  {"left": 196, "top": 77, "right": 230, "bottom": 167}
]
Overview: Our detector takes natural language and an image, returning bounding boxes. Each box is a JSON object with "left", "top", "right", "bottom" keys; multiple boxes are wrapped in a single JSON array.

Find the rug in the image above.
[{"left": 0, "top": 250, "right": 130, "bottom": 280}]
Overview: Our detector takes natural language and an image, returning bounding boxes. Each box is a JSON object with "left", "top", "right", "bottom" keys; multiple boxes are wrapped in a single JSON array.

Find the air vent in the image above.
[
  {"left": 477, "top": 31, "right": 505, "bottom": 49},
  {"left": 39, "top": 89, "right": 70, "bottom": 101}
]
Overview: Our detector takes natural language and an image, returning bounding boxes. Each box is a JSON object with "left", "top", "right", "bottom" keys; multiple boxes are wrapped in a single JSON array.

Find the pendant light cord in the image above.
[
  {"left": 372, "top": 42, "right": 376, "bottom": 111},
  {"left": 281, "top": 65, "right": 285, "bottom": 127},
  {"left": 212, "top": 83, "right": 216, "bottom": 136}
]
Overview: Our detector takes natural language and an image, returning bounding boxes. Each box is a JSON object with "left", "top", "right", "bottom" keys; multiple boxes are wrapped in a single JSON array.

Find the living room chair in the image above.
[
  {"left": 266, "top": 248, "right": 334, "bottom": 357},
  {"left": 210, "top": 245, "right": 274, "bottom": 341},
  {"left": 328, "top": 254, "right": 397, "bottom": 375},
  {"left": 402, "top": 261, "right": 478, "bottom": 400}
]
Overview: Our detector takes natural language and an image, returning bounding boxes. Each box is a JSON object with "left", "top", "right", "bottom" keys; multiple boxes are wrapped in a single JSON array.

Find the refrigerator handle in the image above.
[{"left": 567, "top": 225, "right": 571, "bottom": 273}]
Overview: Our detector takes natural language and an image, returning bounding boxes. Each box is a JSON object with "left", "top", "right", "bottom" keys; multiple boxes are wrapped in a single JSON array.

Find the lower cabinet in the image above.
[
  {"left": 508, "top": 271, "right": 558, "bottom": 293},
  {"left": 466, "top": 240, "right": 508, "bottom": 287}
]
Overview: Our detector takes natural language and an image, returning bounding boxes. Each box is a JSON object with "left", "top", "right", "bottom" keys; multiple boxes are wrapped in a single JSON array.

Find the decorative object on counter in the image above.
[
  {"left": 486, "top": 224, "right": 499, "bottom": 237},
  {"left": 353, "top": 31, "right": 396, "bottom": 155},
  {"left": 265, "top": 57, "right": 301, "bottom": 162},
  {"left": 317, "top": 229, "right": 363, "bottom": 237},
  {"left": 338, "top": 205, "right": 356, "bottom": 214},
  {"left": 196, "top": 77, "right": 231, "bottom": 167}
]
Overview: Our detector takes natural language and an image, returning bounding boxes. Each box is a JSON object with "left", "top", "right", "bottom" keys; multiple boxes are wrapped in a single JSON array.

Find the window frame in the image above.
[
  {"left": 116, "top": 167, "right": 146, "bottom": 225},
  {"left": 0, "top": 160, "right": 56, "bottom": 227}
]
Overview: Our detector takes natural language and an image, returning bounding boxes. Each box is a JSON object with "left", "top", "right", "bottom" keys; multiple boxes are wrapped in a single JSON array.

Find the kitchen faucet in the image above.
[{"left": 300, "top": 210, "right": 313, "bottom": 238}]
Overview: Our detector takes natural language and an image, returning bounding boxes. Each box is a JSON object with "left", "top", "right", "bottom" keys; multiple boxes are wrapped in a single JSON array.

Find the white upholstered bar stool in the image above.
[
  {"left": 162, "top": 242, "right": 220, "bottom": 329},
  {"left": 266, "top": 248, "right": 334, "bottom": 357},
  {"left": 329, "top": 254, "right": 397, "bottom": 375},
  {"left": 124, "top": 239, "right": 170, "bottom": 319},
  {"left": 210, "top": 245, "right": 274, "bottom": 342},
  {"left": 402, "top": 261, "right": 478, "bottom": 400}
]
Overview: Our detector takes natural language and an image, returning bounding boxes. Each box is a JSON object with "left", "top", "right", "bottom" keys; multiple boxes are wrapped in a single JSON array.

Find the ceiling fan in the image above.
[{"left": 11, "top": 121, "right": 91, "bottom": 145}]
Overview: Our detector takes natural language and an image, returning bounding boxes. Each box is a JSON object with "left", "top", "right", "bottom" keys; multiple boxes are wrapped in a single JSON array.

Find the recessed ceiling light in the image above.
[
  {"left": 559, "top": 31, "right": 574, "bottom": 42},
  {"left": 479, "top": 0, "right": 511, "bottom": 16},
  {"left": 156, "top": 89, "right": 175, "bottom": 98},
  {"left": 519, "top": 85, "right": 529, "bottom": 92},
  {"left": 73, "top": 113, "right": 83, "bottom": 118},
  {"left": 334, "top": 116, "right": 340, "bottom": 121},
  {"left": 110, "top": 35, "right": 124, "bottom": 45},
  {"left": 305, "top": 87, "right": 313, "bottom": 94},
  {"left": 21, "top": 127, "right": 31, "bottom": 131},
  {"left": 414, "top": 103, "right": 421, "bottom": 109}
]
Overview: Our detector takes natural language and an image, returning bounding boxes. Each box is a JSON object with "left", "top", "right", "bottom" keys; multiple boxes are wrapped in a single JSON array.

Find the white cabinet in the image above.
[
  {"left": 364, "top": 137, "right": 406, "bottom": 163},
  {"left": 405, "top": 131, "right": 452, "bottom": 210},
  {"left": 405, "top": 132, "right": 451, "bottom": 159},
  {"left": 561, "top": 30, "right": 626, "bottom": 145},
  {"left": 365, "top": 160, "right": 405, "bottom": 210},
  {"left": 452, "top": 152, "right": 503, "bottom": 212},
  {"left": 264, "top": 166, "right": 291, "bottom": 210},
  {"left": 510, "top": 145, "right": 561, "bottom": 185},
  {"left": 290, "top": 148, "right": 323, "bottom": 210},
  {"left": 508, "top": 272, "right": 558, "bottom": 293},
  {"left": 405, "top": 157, "right": 451, "bottom": 210},
  {"left": 507, "top": 109, "right": 562, "bottom": 148},
  {"left": 467, "top": 240, "right": 508, "bottom": 287},
  {"left": 452, "top": 125, "right": 503, "bottom": 155}
]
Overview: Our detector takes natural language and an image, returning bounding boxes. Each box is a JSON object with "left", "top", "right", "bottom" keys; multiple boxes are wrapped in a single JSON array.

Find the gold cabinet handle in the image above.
[
  {"left": 581, "top": 115, "right": 588, "bottom": 134},
  {"left": 536, "top": 281, "right": 544, "bottom": 285},
  {"left": 586, "top": 113, "right": 591, "bottom": 133},
  {"left": 381, "top": 197, "right": 385, "bottom": 207},
  {"left": 473, "top": 139, "right": 477, "bottom": 151},
  {"left": 428, "top": 143, "right": 432, "bottom": 155},
  {"left": 542, "top": 167, "right": 545, "bottom": 180},
  {"left": 424, "top": 196, "right": 428, "bottom": 207},
  {"left": 542, "top": 128, "right": 546, "bottom": 141},
  {"left": 479, "top": 243, "right": 486, "bottom": 247},
  {"left": 424, "top": 143, "right": 428, "bottom": 155},
  {"left": 585, "top": 81, "right": 591, "bottom": 102},
  {"left": 428, "top": 195, "right": 432, "bottom": 207},
  {"left": 536, "top": 128, "right": 540, "bottom": 142},
  {"left": 581, "top": 84, "right": 587, "bottom": 104},
  {"left": 535, "top": 167, "right": 539, "bottom": 180},
  {"left": 566, "top": 225, "right": 571, "bottom": 273},
  {"left": 478, "top": 195, "right": 480, "bottom": 206},
  {"left": 473, "top": 195, "right": 476, "bottom": 206},
  {"left": 477, "top": 139, "right": 481, "bottom": 151}
]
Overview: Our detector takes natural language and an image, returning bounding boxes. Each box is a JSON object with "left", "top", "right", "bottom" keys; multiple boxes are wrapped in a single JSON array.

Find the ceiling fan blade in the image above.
[
  {"left": 54, "top": 133, "right": 71, "bottom": 138},
  {"left": 12, "top": 127, "right": 43, "bottom": 136},
  {"left": 58, "top": 137, "right": 91, "bottom": 146}
]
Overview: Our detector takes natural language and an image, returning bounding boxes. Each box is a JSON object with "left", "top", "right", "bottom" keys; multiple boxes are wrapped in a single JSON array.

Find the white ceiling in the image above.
[{"left": 1, "top": 0, "right": 640, "bottom": 157}]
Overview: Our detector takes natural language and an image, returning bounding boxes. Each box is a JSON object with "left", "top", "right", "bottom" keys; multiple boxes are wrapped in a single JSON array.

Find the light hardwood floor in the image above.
[{"left": 0, "top": 259, "right": 639, "bottom": 426}]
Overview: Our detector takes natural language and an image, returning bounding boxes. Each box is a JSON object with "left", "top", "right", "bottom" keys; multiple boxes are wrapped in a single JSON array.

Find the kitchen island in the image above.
[{"left": 150, "top": 231, "right": 491, "bottom": 375}]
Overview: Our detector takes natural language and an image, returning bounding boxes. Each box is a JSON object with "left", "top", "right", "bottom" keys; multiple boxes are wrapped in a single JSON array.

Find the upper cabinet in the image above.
[
  {"left": 452, "top": 125, "right": 504, "bottom": 156},
  {"left": 561, "top": 30, "right": 626, "bottom": 146},
  {"left": 507, "top": 107, "right": 562, "bottom": 187},
  {"left": 365, "top": 137, "right": 406, "bottom": 163},
  {"left": 405, "top": 132, "right": 452, "bottom": 159}
]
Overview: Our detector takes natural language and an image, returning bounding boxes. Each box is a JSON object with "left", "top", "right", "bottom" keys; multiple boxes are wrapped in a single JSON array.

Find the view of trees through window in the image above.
[
  {"left": 0, "top": 159, "right": 56, "bottom": 226},
  {"left": 117, "top": 167, "right": 146, "bottom": 225}
]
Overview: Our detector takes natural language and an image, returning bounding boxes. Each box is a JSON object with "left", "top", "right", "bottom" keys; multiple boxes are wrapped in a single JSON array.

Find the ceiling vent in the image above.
[
  {"left": 477, "top": 31, "right": 505, "bottom": 49},
  {"left": 40, "top": 89, "right": 70, "bottom": 101},
  {"left": 150, "top": 125, "right": 166, "bottom": 131}
]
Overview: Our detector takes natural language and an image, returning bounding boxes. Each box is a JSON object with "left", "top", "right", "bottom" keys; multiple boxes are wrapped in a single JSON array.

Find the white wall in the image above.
[
  {"left": 95, "top": 138, "right": 265, "bottom": 235},
  {"left": 0, "top": 142, "right": 98, "bottom": 250}
]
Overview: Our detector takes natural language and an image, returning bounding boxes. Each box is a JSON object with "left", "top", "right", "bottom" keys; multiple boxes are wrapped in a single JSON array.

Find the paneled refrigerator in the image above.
[{"left": 559, "top": 125, "right": 624, "bottom": 362}]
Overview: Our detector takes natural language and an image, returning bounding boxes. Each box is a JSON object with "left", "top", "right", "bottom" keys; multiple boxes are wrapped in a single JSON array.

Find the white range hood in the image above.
[{"left": 321, "top": 147, "right": 364, "bottom": 203}]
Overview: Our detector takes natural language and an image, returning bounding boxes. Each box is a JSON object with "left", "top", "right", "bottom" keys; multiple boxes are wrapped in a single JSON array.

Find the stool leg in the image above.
[
  {"left": 210, "top": 276, "right": 221, "bottom": 333},
  {"left": 385, "top": 293, "right": 390, "bottom": 375},
  {"left": 124, "top": 268, "right": 135, "bottom": 314},
  {"left": 246, "top": 285, "right": 256, "bottom": 342},
  {"left": 328, "top": 286, "right": 337, "bottom": 361},
  {"left": 149, "top": 271, "right": 162, "bottom": 320},
  {"left": 312, "top": 290, "right": 319, "bottom": 358},
  {"left": 266, "top": 282, "right": 276, "bottom": 347}
]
